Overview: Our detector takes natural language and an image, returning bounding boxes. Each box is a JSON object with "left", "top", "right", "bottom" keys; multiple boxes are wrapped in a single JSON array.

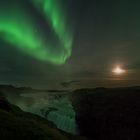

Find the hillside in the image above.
[{"left": 70, "top": 87, "right": 140, "bottom": 140}]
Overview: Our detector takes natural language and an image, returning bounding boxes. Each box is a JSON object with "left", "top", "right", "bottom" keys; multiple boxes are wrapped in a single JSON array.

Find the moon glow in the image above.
[{"left": 112, "top": 66, "right": 126, "bottom": 75}]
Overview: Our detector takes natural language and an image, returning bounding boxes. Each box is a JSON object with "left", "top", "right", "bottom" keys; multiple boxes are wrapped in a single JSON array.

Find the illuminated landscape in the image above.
[{"left": 0, "top": 0, "right": 140, "bottom": 140}]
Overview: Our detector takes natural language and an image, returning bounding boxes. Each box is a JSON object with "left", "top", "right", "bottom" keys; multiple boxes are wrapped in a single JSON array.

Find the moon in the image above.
[{"left": 112, "top": 66, "right": 126, "bottom": 75}]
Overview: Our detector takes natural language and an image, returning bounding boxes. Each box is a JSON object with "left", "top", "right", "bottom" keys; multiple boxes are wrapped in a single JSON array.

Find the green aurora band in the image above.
[{"left": 0, "top": 0, "right": 73, "bottom": 64}]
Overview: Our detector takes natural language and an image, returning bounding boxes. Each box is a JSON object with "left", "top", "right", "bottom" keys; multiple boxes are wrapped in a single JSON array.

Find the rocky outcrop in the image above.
[{"left": 71, "top": 87, "right": 140, "bottom": 140}]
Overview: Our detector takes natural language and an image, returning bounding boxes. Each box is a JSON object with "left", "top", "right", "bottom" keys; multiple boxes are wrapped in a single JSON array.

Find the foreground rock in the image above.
[{"left": 71, "top": 87, "right": 140, "bottom": 140}]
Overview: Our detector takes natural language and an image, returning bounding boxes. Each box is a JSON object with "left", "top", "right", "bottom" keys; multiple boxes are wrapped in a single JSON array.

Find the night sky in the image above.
[{"left": 0, "top": 0, "right": 140, "bottom": 89}]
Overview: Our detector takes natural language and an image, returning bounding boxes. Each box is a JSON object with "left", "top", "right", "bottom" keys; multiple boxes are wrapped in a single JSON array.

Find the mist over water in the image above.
[{"left": 5, "top": 91, "right": 78, "bottom": 134}]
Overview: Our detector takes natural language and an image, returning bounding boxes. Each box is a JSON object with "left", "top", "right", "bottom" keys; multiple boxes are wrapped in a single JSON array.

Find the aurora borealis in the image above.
[
  {"left": 0, "top": 1, "right": 140, "bottom": 139},
  {"left": 0, "top": 0, "right": 73, "bottom": 64},
  {"left": 0, "top": 0, "right": 140, "bottom": 88}
]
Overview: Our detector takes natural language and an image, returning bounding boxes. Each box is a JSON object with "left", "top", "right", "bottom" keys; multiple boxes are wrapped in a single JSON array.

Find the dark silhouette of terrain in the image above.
[
  {"left": 0, "top": 97, "right": 11, "bottom": 112},
  {"left": 70, "top": 87, "right": 140, "bottom": 140},
  {"left": 1, "top": 85, "right": 140, "bottom": 140}
]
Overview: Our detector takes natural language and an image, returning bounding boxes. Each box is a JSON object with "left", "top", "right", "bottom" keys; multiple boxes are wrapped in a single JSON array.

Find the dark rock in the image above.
[{"left": 71, "top": 87, "right": 140, "bottom": 140}]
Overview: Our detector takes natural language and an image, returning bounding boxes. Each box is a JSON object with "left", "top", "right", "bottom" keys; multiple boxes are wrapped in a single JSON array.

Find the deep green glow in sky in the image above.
[
  {"left": 0, "top": 0, "right": 73, "bottom": 64},
  {"left": 32, "top": 0, "right": 73, "bottom": 55}
]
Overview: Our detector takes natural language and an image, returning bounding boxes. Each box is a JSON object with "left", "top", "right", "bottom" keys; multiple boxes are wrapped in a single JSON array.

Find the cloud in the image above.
[{"left": 60, "top": 80, "right": 80, "bottom": 88}]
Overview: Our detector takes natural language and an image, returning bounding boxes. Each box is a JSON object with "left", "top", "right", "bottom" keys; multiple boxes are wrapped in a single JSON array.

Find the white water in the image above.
[{"left": 11, "top": 92, "right": 78, "bottom": 134}]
